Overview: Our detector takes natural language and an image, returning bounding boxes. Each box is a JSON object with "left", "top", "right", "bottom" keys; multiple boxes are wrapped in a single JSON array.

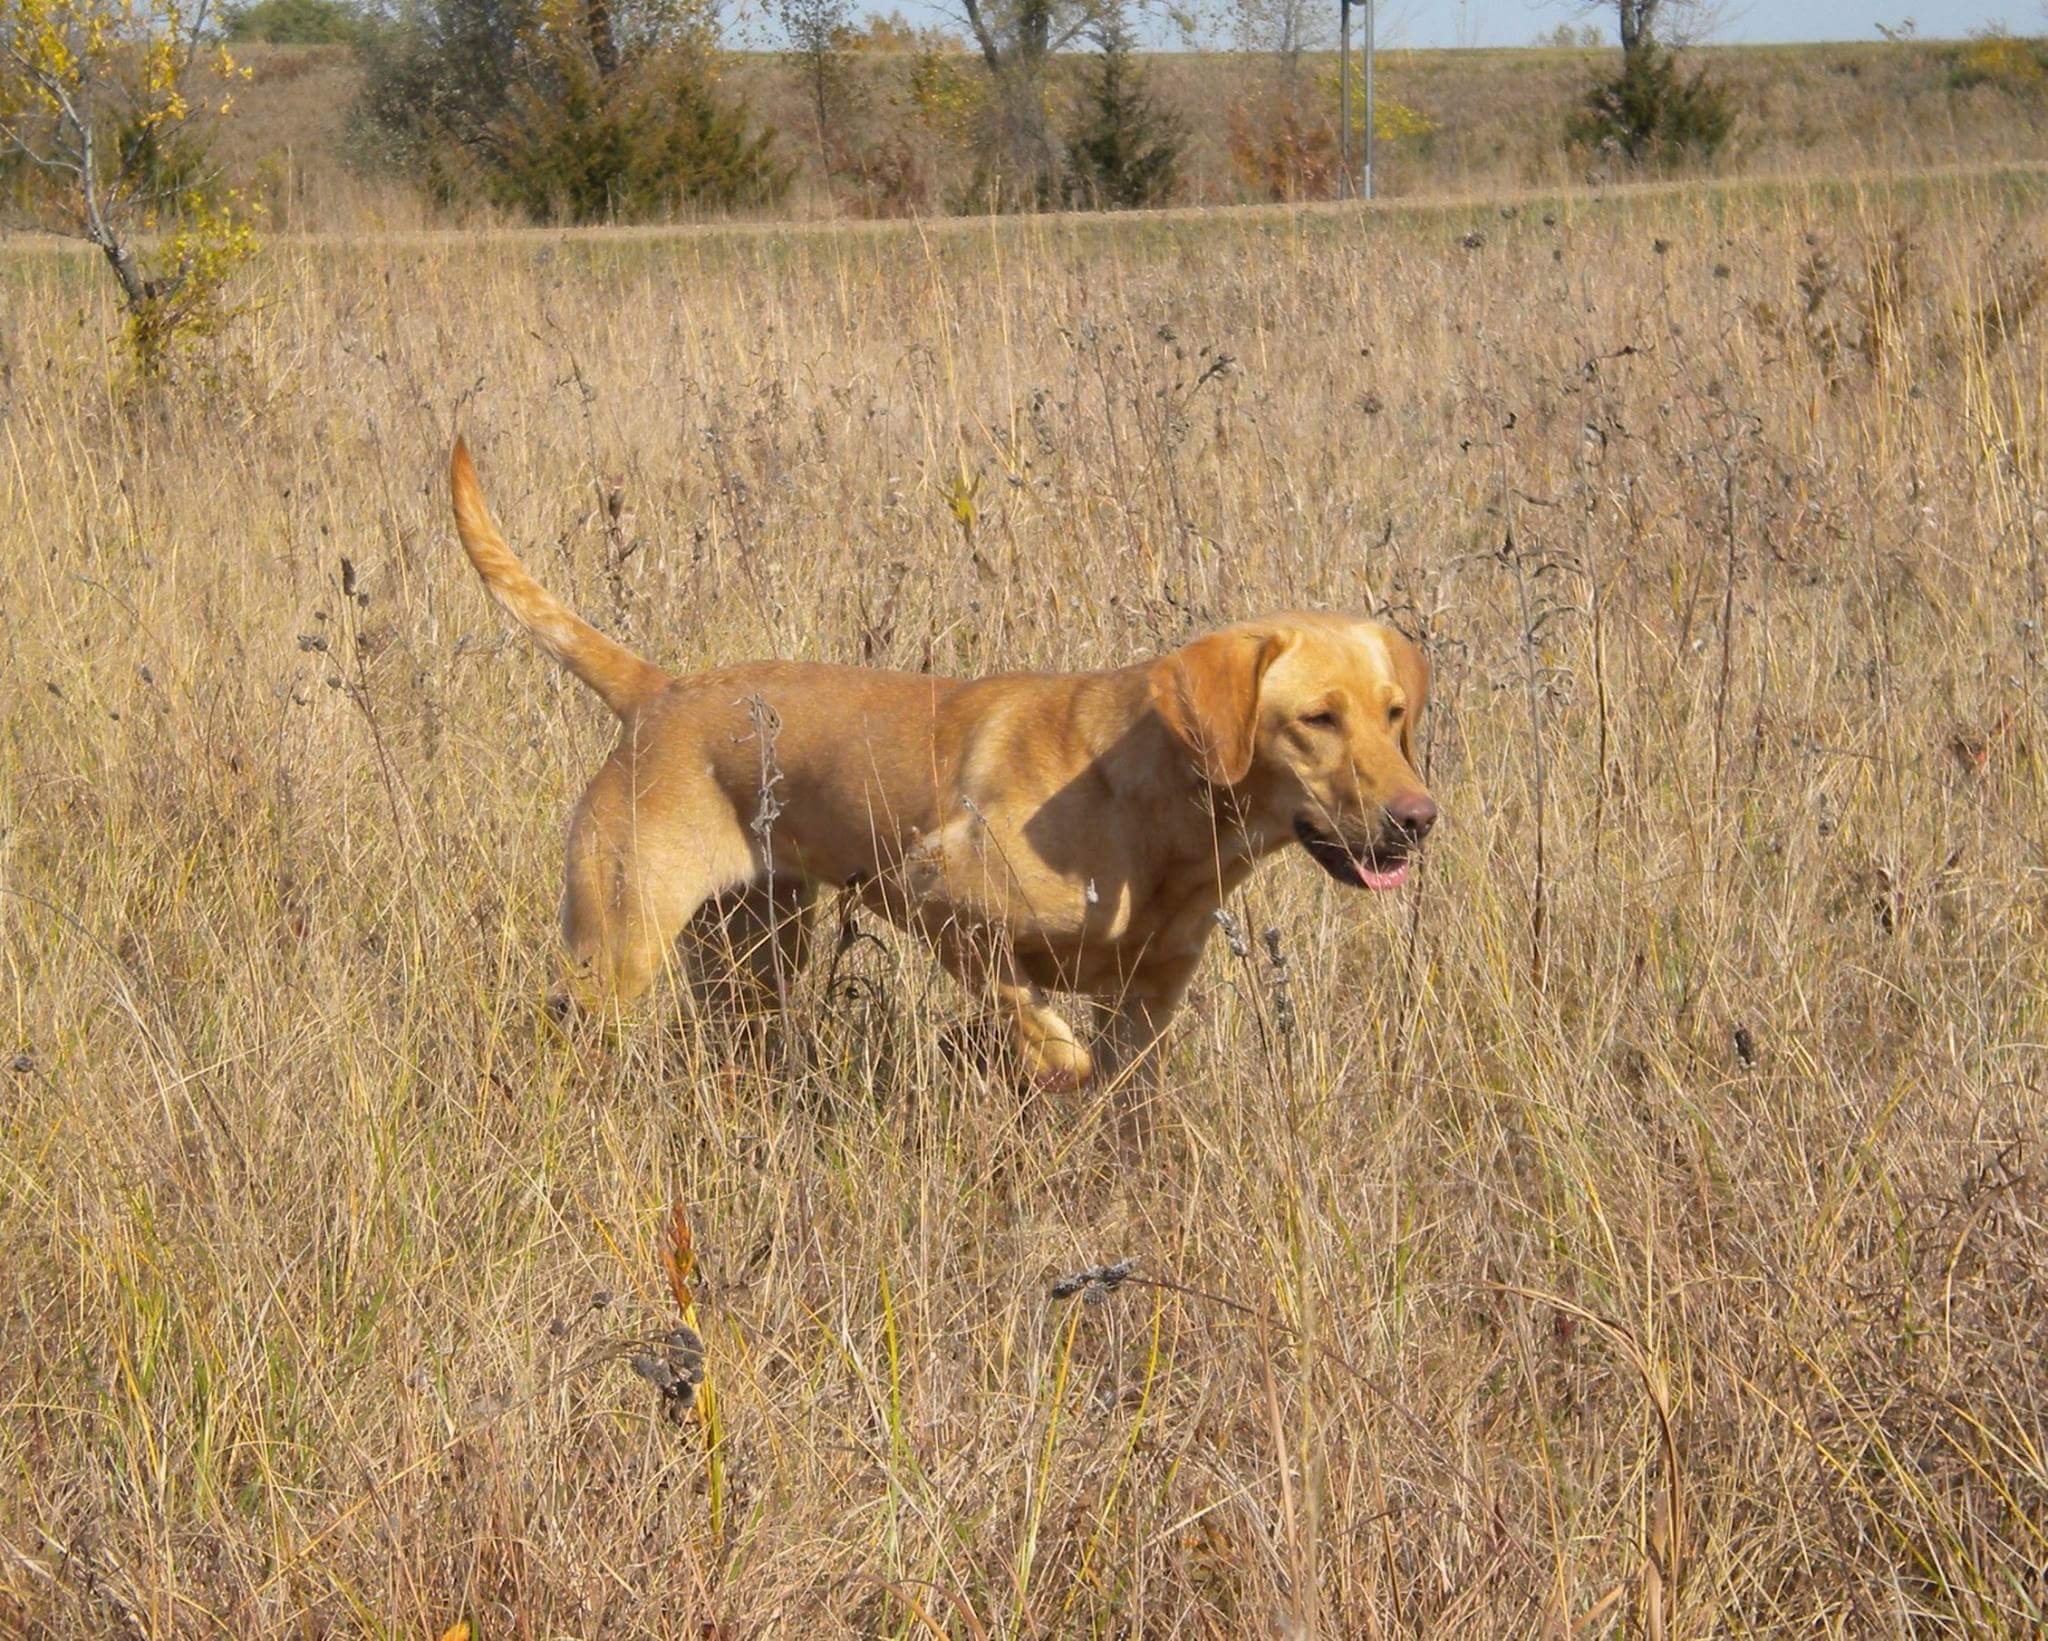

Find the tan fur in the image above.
[
  {"left": 451, "top": 441, "right": 669, "bottom": 715},
  {"left": 449, "top": 439, "right": 1437, "bottom": 1116}
]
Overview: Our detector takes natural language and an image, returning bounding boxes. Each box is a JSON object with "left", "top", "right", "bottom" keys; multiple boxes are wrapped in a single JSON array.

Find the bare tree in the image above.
[
  {"left": 948, "top": 0, "right": 1118, "bottom": 204},
  {"left": 954, "top": 0, "right": 1103, "bottom": 76},
  {"left": 1617, "top": 0, "right": 1656, "bottom": 52},
  {"left": 776, "top": 0, "right": 859, "bottom": 167},
  {"left": 1226, "top": 0, "right": 1325, "bottom": 89},
  {"left": 1602, "top": 0, "right": 1724, "bottom": 56}
]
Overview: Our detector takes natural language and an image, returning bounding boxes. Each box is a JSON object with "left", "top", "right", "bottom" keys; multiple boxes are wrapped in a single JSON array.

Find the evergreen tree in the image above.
[
  {"left": 1063, "top": 16, "right": 1182, "bottom": 210},
  {"left": 1568, "top": 1, "right": 1731, "bottom": 168},
  {"left": 1569, "top": 39, "right": 1731, "bottom": 164},
  {"left": 357, "top": 0, "right": 788, "bottom": 222}
]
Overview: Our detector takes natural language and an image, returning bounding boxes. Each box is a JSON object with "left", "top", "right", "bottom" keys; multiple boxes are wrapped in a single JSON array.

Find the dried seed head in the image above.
[
  {"left": 1051, "top": 1258, "right": 1137, "bottom": 1302},
  {"left": 630, "top": 1351, "right": 677, "bottom": 1392},
  {"left": 629, "top": 1321, "right": 708, "bottom": 1419}
]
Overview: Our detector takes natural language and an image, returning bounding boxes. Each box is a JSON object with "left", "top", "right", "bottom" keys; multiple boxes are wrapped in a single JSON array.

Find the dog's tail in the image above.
[{"left": 449, "top": 438, "right": 669, "bottom": 718}]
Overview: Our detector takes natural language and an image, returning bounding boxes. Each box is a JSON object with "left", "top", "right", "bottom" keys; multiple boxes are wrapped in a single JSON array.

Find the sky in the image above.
[
  {"left": 890, "top": 2, "right": 2037, "bottom": 54},
  {"left": 1368, "top": 1, "right": 2028, "bottom": 48}
]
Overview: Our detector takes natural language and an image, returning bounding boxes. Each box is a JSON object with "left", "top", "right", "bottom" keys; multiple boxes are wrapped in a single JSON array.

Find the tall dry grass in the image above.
[{"left": 2, "top": 171, "right": 2046, "bottom": 1634}]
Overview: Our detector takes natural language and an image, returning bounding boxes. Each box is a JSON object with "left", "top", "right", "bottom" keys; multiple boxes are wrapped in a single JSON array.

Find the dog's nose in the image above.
[{"left": 1386, "top": 790, "right": 1438, "bottom": 840}]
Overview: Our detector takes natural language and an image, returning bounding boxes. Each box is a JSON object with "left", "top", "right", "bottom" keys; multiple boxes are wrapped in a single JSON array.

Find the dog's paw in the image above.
[{"left": 1022, "top": 1034, "right": 1095, "bottom": 1091}]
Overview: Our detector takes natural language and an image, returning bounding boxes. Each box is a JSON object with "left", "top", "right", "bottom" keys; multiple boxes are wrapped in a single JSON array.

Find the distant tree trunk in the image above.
[
  {"left": 1618, "top": 0, "right": 1659, "bottom": 55},
  {"left": 775, "top": 0, "right": 856, "bottom": 170},
  {"left": 954, "top": 0, "right": 1109, "bottom": 203},
  {"left": 585, "top": 0, "right": 620, "bottom": 79},
  {"left": 809, "top": 58, "right": 830, "bottom": 162}
]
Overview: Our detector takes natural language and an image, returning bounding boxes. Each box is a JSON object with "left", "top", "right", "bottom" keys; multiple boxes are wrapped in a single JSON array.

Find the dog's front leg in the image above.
[
  {"left": 1093, "top": 962, "right": 1197, "bottom": 1149},
  {"left": 892, "top": 903, "right": 1094, "bottom": 1090},
  {"left": 1003, "top": 981, "right": 1095, "bottom": 1090},
  {"left": 957, "top": 934, "right": 1094, "bottom": 1090},
  {"left": 896, "top": 822, "right": 1095, "bottom": 1090}
]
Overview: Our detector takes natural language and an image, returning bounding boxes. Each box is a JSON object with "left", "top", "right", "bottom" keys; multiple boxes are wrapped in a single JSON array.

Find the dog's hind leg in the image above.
[{"left": 684, "top": 876, "right": 818, "bottom": 1019}]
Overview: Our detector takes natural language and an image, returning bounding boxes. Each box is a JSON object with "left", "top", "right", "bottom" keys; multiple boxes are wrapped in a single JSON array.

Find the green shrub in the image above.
[
  {"left": 222, "top": 0, "right": 376, "bottom": 45},
  {"left": 1569, "top": 42, "right": 1732, "bottom": 166},
  {"left": 1947, "top": 28, "right": 2048, "bottom": 93},
  {"left": 488, "top": 44, "right": 787, "bottom": 220},
  {"left": 356, "top": 0, "right": 787, "bottom": 223}
]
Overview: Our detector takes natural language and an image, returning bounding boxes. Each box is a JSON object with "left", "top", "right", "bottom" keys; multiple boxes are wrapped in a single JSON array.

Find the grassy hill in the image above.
[{"left": 202, "top": 35, "right": 2048, "bottom": 231}]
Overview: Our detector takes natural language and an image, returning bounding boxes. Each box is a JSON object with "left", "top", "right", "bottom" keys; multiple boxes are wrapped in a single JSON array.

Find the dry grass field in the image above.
[{"left": 3, "top": 167, "right": 2047, "bottom": 1634}]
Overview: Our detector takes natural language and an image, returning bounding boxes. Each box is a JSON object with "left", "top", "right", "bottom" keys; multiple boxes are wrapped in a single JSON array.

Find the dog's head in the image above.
[{"left": 1150, "top": 615, "right": 1438, "bottom": 889}]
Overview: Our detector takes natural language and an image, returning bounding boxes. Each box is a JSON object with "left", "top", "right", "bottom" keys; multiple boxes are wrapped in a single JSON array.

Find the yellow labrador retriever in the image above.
[{"left": 451, "top": 439, "right": 1436, "bottom": 1091}]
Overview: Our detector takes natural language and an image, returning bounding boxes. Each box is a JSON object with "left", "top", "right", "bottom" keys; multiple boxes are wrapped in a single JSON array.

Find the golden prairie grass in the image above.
[{"left": 1, "top": 169, "right": 2046, "bottom": 1633}]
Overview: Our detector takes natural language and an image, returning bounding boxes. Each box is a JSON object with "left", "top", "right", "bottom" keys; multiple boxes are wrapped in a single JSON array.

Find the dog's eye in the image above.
[
  {"left": 1388, "top": 704, "right": 1406, "bottom": 724},
  {"left": 1301, "top": 709, "right": 1340, "bottom": 730}
]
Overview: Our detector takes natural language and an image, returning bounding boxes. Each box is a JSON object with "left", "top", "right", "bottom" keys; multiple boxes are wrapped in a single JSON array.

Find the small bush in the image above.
[
  {"left": 1225, "top": 80, "right": 1432, "bottom": 202},
  {"left": 222, "top": 0, "right": 376, "bottom": 45},
  {"left": 124, "top": 192, "right": 262, "bottom": 376},
  {"left": 357, "top": 0, "right": 787, "bottom": 224},
  {"left": 1318, "top": 63, "right": 1435, "bottom": 157},
  {"left": 906, "top": 40, "right": 982, "bottom": 144},
  {"left": 1948, "top": 28, "right": 2048, "bottom": 93},
  {"left": 834, "top": 131, "right": 932, "bottom": 217},
  {"left": 488, "top": 46, "right": 788, "bottom": 221},
  {"left": 1226, "top": 95, "right": 1338, "bottom": 201},
  {"left": 1570, "top": 42, "right": 1732, "bottom": 166}
]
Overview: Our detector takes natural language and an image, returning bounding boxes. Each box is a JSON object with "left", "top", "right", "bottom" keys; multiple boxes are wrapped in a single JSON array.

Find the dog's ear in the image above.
[
  {"left": 1151, "top": 630, "right": 1285, "bottom": 787},
  {"left": 1387, "top": 628, "right": 1431, "bottom": 767}
]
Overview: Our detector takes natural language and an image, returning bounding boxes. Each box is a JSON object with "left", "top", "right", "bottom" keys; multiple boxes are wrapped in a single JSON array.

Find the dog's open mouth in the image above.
[{"left": 1294, "top": 818, "right": 1413, "bottom": 890}]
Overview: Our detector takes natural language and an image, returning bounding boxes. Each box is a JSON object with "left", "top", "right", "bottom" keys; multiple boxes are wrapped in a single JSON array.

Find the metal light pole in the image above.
[
  {"left": 1339, "top": 0, "right": 1376, "bottom": 201},
  {"left": 1362, "top": 0, "right": 1375, "bottom": 199},
  {"left": 1338, "top": 0, "right": 1352, "bottom": 200}
]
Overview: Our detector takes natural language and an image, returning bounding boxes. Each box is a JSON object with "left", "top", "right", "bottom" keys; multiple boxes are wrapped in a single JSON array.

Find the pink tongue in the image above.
[{"left": 1357, "top": 858, "right": 1410, "bottom": 891}]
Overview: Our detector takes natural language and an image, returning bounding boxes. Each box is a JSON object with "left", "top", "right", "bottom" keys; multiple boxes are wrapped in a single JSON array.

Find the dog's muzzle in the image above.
[{"left": 1294, "top": 817, "right": 1416, "bottom": 890}]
